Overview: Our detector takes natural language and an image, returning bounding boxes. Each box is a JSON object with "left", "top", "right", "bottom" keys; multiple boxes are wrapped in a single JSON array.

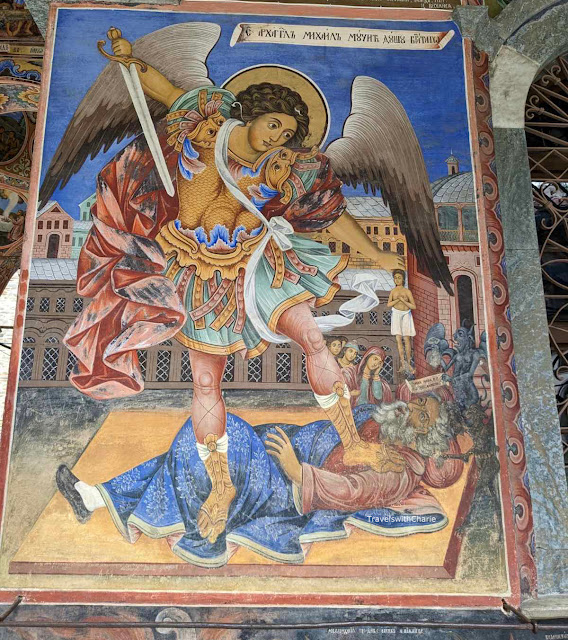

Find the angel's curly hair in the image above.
[{"left": 230, "top": 82, "right": 310, "bottom": 148}]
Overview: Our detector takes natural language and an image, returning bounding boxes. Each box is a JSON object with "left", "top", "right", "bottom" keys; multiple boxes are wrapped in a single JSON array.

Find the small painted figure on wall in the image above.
[
  {"left": 388, "top": 269, "right": 416, "bottom": 376},
  {"left": 344, "top": 346, "right": 393, "bottom": 407},
  {"left": 337, "top": 341, "right": 359, "bottom": 370},
  {"left": 325, "top": 335, "right": 347, "bottom": 362}
]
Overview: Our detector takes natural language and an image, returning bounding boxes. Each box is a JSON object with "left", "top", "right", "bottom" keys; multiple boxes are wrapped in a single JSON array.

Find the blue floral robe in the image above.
[{"left": 98, "top": 406, "right": 447, "bottom": 568}]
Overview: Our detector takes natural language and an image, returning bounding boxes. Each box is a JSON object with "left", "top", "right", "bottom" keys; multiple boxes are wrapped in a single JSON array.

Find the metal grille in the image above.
[
  {"left": 355, "top": 312, "right": 364, "bottom": 325},
  {"left": 223, "top": 354, "right": 235, "bottom": 382},
  {"left": 41, "top": 347, "right": 59, "bottom": 381},
  {"left": 380, "top": 355, "right": 394, "bottom": 384},
  {"left": 55, "top": 297, "right": 66, "bottom": 313},
  {"left": 248, "top": 356, "right": 262, "bottom": 382},
  {"left": 66, "top": 351, "right": 77, "bottom": 379},
  {"left": 73, "top": 297, "right": 83, "bottom": 313},
  {"left": 156, "top": 350, "right": 171, "bottom": 382},
  {"left": 301, "top": 352, "right": 308, "bottom": 384},
  {"left": 370, "top": 311, "right": 378, "bottom": 325},
  {"left": 137, "top": 350, "right": 147, "bottom": 381},
  {"left": 26, "top": 298, "right": 34, "bottom": 312},
  {"left": 39, "top": 297, "right": 50, "bottom": 313},
  {"left": 526, "top": 53, "right": 568, "bottom": 475},
  {"left": 180, "top": 350, "right": 192, "bottom": 382},
  {"left": 526, "top": 54, "right": 568, "bottom": 182},
  {"left": 276, "top": 352, "right": 291, "bottom": 383},
  {"left": 383, "top": 310, "right": 392, "bottom": 325},
  {"left": 19, "top": 347, "right": 35, "bottom": 380}
]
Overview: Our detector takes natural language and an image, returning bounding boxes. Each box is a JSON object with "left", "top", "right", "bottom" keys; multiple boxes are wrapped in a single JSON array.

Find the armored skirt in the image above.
[{"left": 158, "top": 219, "right": 349, "bottom": 358}]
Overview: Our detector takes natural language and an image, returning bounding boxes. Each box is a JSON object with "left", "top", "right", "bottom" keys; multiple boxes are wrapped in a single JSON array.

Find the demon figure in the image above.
[{"left": 424, "top": 322, "right": 488, "bottom": 409}]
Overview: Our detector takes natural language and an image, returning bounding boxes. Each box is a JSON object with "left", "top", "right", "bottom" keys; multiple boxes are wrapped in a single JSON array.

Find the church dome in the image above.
[{"left": 430, "top": 171, "right": 475, "bottom": 204}]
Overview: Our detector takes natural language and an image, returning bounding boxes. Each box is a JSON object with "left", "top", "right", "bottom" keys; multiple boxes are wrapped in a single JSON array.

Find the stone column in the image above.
[{"left": 455, "top": 0, "right": 568, "bottom": 615}]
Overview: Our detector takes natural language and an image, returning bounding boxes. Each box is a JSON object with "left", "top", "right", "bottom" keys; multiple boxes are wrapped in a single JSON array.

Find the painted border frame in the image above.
[{"left": 0, "top": 0, "right": 535, "bottom": 608}]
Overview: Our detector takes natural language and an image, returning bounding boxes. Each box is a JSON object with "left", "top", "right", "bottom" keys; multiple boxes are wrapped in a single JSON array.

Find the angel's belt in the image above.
[{"left": 157, "top": 220, "right": 318, "bottom": 332}]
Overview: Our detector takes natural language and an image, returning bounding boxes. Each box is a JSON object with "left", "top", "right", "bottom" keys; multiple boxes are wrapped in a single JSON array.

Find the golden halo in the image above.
[{"left": 222, "top": 65, "right": 330, "bottom": 148}]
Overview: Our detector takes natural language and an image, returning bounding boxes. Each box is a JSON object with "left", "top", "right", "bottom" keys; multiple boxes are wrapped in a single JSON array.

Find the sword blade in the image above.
[{"left": 119, "top": 63, "right": 175, "bottom": 197}]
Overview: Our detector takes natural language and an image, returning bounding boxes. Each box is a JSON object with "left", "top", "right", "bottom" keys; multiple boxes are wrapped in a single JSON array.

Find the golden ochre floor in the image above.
[{"left": 10, "top": 408, "right": 472, "bottom": 577}]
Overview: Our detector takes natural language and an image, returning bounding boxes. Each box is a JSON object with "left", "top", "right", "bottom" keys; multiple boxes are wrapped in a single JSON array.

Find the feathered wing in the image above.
[
  {"left": 325, "top": 76, "right": 453, "bottom": 294},
  {"left": 39, "top": 22, "right": 221, "bottom": 206}
]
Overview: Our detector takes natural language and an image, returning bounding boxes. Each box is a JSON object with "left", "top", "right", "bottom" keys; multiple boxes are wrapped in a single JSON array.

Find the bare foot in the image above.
[
  {"left": 197, "top": 485, "right": 236, "bottom": 544},
  {"left": 343, "top": 442, "right": 406, "bottom": 473}
]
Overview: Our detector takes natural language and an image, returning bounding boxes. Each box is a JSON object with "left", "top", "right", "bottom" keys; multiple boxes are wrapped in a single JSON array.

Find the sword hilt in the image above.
[{"left": 97, "top": 27, "right": 148, "bottom": 72}]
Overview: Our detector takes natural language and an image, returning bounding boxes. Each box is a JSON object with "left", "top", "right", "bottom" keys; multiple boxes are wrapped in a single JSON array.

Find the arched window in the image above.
[
  {"left": 42, "top": 336, "right": 60, "bottom": 381},
  {"left": 20, "top": 337, "right": 35, "bottom": 381},
  {"left": 456, "top": 275, "right": 475, "bottom": 331}
]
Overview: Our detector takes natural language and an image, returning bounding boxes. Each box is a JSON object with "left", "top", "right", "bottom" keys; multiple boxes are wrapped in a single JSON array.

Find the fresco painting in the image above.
[{"left": 0, "top": 1, "right": 533, "bottom": 607}]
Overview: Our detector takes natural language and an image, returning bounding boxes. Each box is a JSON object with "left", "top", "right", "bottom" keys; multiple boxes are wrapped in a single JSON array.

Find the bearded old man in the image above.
[{"left": 266, "top": 396, "right": 464, "bottom": 516}]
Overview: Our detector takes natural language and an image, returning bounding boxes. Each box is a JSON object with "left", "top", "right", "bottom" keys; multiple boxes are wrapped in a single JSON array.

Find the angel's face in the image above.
[{"left": 246, "top": 113, "right": 298, "bottom": 152}]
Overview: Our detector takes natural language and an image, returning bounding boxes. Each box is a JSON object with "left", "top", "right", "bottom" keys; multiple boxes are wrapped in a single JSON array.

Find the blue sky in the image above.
[{"left": 41, "top": 8, "right": 471, "bottom": 218}]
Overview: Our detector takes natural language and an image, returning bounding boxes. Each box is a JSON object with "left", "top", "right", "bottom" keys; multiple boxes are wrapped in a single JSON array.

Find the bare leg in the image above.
[
  {"left": 396, "top": 335, "right": 406, "bottom": 372},
  {"left": 276, "top": 303, "right": 392, "bottom": 470},
  {"left": 404, "top": 336, "right": 414, "bottom": 373},
  {"left": 189, "top": 349, "right": 236, "bottom": 544}
]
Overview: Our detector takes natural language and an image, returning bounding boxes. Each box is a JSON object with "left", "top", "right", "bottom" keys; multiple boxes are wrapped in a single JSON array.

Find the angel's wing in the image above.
[
  {"left": 325, "top": 76, "right": 453, "bottom": 294},
  {"left": 39, "top": 22, "right": 221, "bottom": 206}
]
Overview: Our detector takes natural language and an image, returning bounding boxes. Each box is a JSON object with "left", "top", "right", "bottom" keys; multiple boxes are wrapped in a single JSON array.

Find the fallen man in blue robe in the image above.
[{"left": 56, "top": 400, "right": 464, "bottom": 568}]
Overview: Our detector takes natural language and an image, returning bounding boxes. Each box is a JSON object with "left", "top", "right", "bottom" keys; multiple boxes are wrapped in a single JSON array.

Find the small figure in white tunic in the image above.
[{"left": 387, "top": 270, "right": 416, "bottom": 375}]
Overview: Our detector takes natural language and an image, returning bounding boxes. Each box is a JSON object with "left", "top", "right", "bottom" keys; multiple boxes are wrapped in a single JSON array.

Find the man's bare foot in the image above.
[
  {"left": 343, "top": 441, "right": 406, "bottom": 473},
  {"left": 197, "top": 485, "right": 236, "bottom": 544}
]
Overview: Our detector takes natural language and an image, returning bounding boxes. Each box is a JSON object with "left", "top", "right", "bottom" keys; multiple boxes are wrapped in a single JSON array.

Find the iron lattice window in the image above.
[
  {"left": 380, "top": 355, "right": 394, "bottom": 384},
  {"left": 42, "top": 345, "right": 59, "bottom": 381},
  {"left": 276, "top": 352, "right": 291, "bottom": 383},
  {"left": 137, "top": 350, "right": 147, "bottom": 381},
  {"left": 73, "top": 297, "right": 83, "bottom": 313},
  {"left": 301, "top": 352, "right": 309, "bottom": 384},
  {"left": 383, "top": 310, "right": 392, "bottom": 325},
  {"left": 370, "top": 311, "right": 378, "bottom": 325},
  {"left": 26, "top": 298, "right": 34, "bottom": 312},
  {"left": 55, "top": 297, "right": 66, "bottom": 313},
  {"left": 19, "top": 344, "right": 35, "bottom": 381},
  {"left": 248, "top": 356, "right": 262, "bottom": 383},
  {"left": 355, "top": 312, "right": 364, "bottom": 325},
  {"left": 223, "top": 353, "right": 235, "bottom": 382},
  {"left": 156, "top": 350, "right": 171, "bottom": 382},
  {"left": 180, "top": 350, "right": 192, "bottom": 382},
  {"left": 66, "top": 351, "right": 77, "bottom": 379},
  {"left": 39, "top": 297, "right": 50, "bottom": 313}
]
